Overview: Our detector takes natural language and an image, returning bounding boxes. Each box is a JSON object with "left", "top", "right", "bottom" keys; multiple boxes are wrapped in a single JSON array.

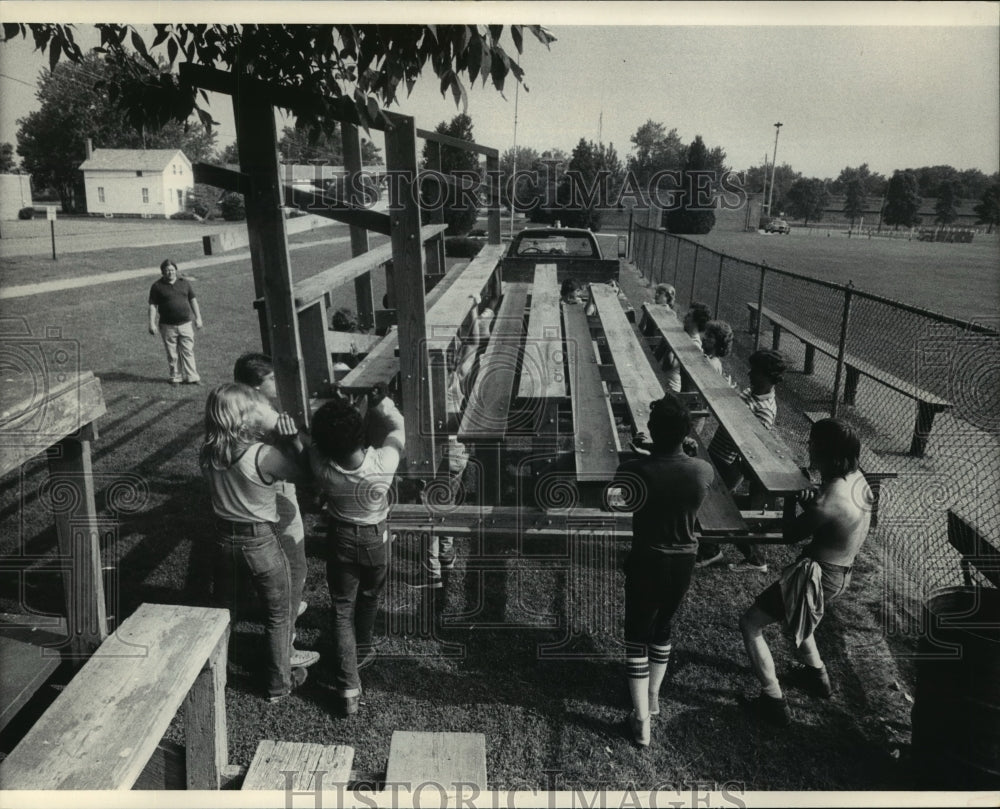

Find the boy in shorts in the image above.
[{"left": 738, "top": 418, "right": 872, "bottom": 726}]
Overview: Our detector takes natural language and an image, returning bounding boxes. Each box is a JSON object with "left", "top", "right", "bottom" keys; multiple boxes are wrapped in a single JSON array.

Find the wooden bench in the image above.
[
  {"left": 947, "top": 507, "right": 1000, "bottom": 589},
  {"left": 747, "top": 302, "right": 953, "bottom": 457},
  {"left": 384, "top": 731, "right": 487, "bottom": 791},
  {"left": 0, "top": 619, "right": 65, "bottom": 733},
  {"left": 563, "top": 302, "right": 620, "bottom": 482},
  {"left": 242, "top": 740, "right": 354, "bottom": 791},
  {"left": 803, "top": 411, "right": 898, "bottom": 528},
  {"left": 592, "top": 290, "right": 747, "bottom": 537},
  {"left": 342, "top": 242, "right": 505, "bottom": 393},
  {"left": 0, "top": 603, "right": 231, "bottom": 790}
]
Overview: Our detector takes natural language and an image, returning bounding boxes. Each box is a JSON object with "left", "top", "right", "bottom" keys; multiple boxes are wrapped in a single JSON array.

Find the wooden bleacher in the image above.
[
  {"left": 0, "top": 603, "right": 232, "bottom": 790},
  {"left": 242, "top": 740, "right": 354, "bottom": 791},
  {"left": 747, "top": 301, "right": 953, "bottom": 456},
  {"left": 947, "top": 507, "right": 1000, "bottom": 589}
]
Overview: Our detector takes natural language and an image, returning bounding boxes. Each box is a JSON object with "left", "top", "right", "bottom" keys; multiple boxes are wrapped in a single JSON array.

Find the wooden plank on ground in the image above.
[
  {"left": 518, "top": 264, "right": 567, "bottom": 400},
  {"left": 384, "top": 731, "right": 487, "bottom": 790},
  {"left": 242, "top": 740, "right": 354, "bottom": 790},
  {"left": 458, "top": 283, "right": 529, "bottom": 440},
  {"left": 591, "top": 284, "right": 663, "bottom": 430},
  {"left": 643, "top": 303, "right": 805, "bottom": 495},
  {"left": 0, "top": 603, "right": 230, "bottom": 790},
  {"left": 0, "top": 631, "right": 62, "bottom": 733},
  {"left": 563, "top": 302, "right": 619, "bottom": 481}
]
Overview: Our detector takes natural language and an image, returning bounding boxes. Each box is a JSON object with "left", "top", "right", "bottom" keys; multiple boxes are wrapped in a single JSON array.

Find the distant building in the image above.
[
  {"left": 0, "top": 174, "right": 34, "bottom": 220},
  {"left": 79, "top": 149, "right": 192, "bottom": 217}
]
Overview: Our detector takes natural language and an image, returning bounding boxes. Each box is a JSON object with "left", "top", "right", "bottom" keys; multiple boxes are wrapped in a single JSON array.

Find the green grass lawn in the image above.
[{"left": 0, "top": 228, "right": 935, "bottom": 792}]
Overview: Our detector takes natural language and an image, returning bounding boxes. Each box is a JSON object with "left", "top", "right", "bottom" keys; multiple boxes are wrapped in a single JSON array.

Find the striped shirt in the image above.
[{"left": 708, "top": 388, "right": 777, "bottom": 465}]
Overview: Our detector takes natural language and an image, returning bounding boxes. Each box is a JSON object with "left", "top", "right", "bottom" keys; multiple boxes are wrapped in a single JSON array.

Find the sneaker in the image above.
[
  {"left": 784, "top": 663, "right": 833, "bottom": 699},
  {"left": 739, "top": 693, "right": 791, "bottom": 727},
  {"left": 290, "top": 648, "right": 320, "bottom": 668},
  {"left": 728, "top": 561, "right": 768, "bottom": 573},
  {"left": 357, "top": 648, "right": 377, "bottom": 671},
  {"left": 628, "top": 710, "right": 651, "bottom": 746},
  {"left": 169, "top": 378, "right": 182, "bottom": 386},
  {"left": 694, "top": 551, "right": 724, "bottom": 569},
  {"left": 267, "top": 666, "right": 308, "bottom": 703},
  {"left": 439, "top": 555, "right": 457, "bottom": 571},
  {"left": 404, "top": 571, "right": 444, "bottom": 589},
  {"left": 182, "top": 379, "right": 202, "bottom": 385},
  {"left": 297, "top": 600, "right": 308, "bottom": 618},
  {"left": 339, "top": 695, "right": 360, "bottom": 716}
]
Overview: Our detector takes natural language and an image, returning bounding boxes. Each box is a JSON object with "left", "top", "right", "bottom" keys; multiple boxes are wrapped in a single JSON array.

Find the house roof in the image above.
[{"left": 79, "top": 149, "right": 191, "bottom": 172}]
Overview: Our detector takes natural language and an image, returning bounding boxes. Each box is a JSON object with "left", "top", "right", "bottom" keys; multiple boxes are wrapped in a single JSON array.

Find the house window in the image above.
[
  {"left": 136, "top": 170, "right": 143, "bottom": 177},
  {"left": 141, "top": 188, "right": 149, "bottom": 203},
  {"left": 97, "top": 187, "right": 105, "bottom": 203},
  {"left": 177, "top": 189, "right": 183, "bottom": 207}
]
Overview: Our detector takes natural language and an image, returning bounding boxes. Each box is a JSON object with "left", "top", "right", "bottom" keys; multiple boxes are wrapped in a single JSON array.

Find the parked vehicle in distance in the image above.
[
  {"left": 501, "top": 226, "right": 620, "bottom": 284},
  {"left": 761, "top": 216, "right": 791, "bottom": 234}
]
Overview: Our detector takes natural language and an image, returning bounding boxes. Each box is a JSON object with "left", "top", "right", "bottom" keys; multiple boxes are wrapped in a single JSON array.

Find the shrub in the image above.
[
  {"left": 170, "top": 211, "right": 198, "bottom": 220},
  {"left": 219, "top": 192, "right": 246, "bottom": 221},
  {"left": 445, "top": 236, "right": 485, "bottom": 258},
  {"left": 17, "top": 206, "right": 34, "bottom": 220}
]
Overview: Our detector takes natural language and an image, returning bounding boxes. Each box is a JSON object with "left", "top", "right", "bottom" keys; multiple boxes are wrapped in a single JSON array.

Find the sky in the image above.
[{"left": 0, "top": 2, "right": 997, "bottom": 180}]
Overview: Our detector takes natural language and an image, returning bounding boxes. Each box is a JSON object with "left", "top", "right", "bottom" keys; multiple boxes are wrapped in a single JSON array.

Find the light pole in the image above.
[{"left": 766, "top": 122, "right": 783, "bottom": 215}]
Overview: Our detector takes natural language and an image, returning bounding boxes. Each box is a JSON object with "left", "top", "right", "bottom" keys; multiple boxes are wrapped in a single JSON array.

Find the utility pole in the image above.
[
  {"left": 510, "top": 78, "right": 519, "bottom": 239},
  {"left": 766, "top": 122, "right": 783, "bottom": 215},
  {"left": 761, "top": 151, "right": 769, "bottom": 221}
]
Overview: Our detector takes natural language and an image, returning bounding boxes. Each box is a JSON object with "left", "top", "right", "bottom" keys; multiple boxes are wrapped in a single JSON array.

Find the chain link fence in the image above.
[{"left": 628, "top": 220, "right": 1000, "bottom": 624}]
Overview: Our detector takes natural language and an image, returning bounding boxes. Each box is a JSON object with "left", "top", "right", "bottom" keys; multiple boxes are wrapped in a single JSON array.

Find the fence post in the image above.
[
  {"left": 647, "top": 230, "right": 659, "bottom": 286},
  {"left": 714, "top": 253, "right": 724, "bottom": 316},
  {"left": 673, "top": 236, "right": 682, "bottom": 286},
  {"left": 658, "top": 232, "right": 668, "bottom": 284},
  {"left": 754, "top": 263, "right": 767, "bottom": 350},
  {"left": 830, "top": 282, "right": 854, "bottom": 418},
  {"left": 627, "top": 208, "right": 634, "bottom": 262},
  {"left": 688, "top": 243, "right": 700, "bottom": 303}
]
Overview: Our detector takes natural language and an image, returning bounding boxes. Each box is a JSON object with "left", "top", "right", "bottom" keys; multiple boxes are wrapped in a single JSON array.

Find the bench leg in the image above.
[
  {"left": 843, "top": 366, "right": 860, "bottom": 406},
  {"left": 909, "top": 402, "right": 939, "bottom": 457},
  {"left": 771, "top": 323, "right": 781, "bottom": 351},
  {"left": 803, "top": 344, "right": 815, "bottom": 375},
  {"left": 184, "top": 629, "right": 230, "bottom": 789},
  {"left": 747, "top": 305, "right": 758, "bottom": 333},
  {"left": 868, "top": 476, "right": 882, "bottom": 529}
]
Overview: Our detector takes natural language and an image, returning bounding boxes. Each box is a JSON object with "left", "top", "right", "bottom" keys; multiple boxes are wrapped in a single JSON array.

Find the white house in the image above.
[{"left": 79, "top": 149, "right": 193, "bottom": 217}]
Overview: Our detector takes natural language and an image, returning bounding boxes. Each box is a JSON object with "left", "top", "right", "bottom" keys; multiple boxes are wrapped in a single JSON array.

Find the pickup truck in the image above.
[{"left": 500, "top": 226, "right": 620, "bottom": 284}]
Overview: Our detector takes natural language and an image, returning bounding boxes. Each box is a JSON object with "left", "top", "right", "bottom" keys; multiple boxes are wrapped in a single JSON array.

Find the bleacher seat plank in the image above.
[
  {"left": 747, "top": 302, "right": 952, "bottom": 409},
  {"left": 563, "top": 302, "right": 619, "bottom": 481},
  {"left": 643, "top": 303, "right": 806, "bottom": 495},
  {"left": 591, "top": 284, "right": 663, "bottom": 431},
  {"left": 947, "top": 507, "right": 1000, "bottom": 589},
  {"left": 518, "top": 264, "right": 568, "bottom": 400},
  {"left": 0, "top": 603, "right": 230, "bottom": 790},
  {"left": 293, "top": 224, "right": 447, "bottom": 310},
  {"left": 685, "top": 432, "right": 750, "bottom": 535},
  {"left": 384, "top": 731, "right": 487, "bottom": 791},
  {"left": 242, "top": 740, "right": 354, "bottom": 790},
  {"left": 342, "top": 243, "right": 504, "bottom": 391},
  {"left": 0, "top": 629, "right": 62, "bottom": 732},
  {"left": 459, "top": 283, "right": 530, "bottom": 440}
]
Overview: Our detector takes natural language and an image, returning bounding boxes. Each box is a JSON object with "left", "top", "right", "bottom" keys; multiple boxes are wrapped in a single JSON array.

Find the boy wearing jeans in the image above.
[{"left": 309, "top": 385, "right": 404, "bottom": 716}]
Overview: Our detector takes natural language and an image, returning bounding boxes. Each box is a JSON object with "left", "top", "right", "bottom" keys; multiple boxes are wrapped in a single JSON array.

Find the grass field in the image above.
[{"left": 0, "top": 219, "right": 981, "bottom": 792}]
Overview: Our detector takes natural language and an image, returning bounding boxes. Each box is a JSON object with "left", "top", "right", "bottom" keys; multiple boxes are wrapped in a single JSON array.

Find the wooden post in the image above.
[
  {"left": 754, "top": 264, "right": 767, "bottom": 351},
  {"left": 673, "top": 236, "right": 682, "bottom": 286},
  {"left": 658, "top": 231, "right": 669, "bottom": 284},
  {"left": 47, "top": 427, "right": 107, "bottom": 659},
  {"left": 689, "top": 243, "right": 700, "bottom": 303},
  {"left": 627, "top": 209, "right": 634, "bottom": 261},
  {"left": 184, "top": 629, "right": 229, "bottom": 789},
  {"left": 424, "top": 141, "right": 446, "bottom": 281},
  {"left": 714, "top": 253, "right": 724, "bottom": 316},
  {"left": 384, "top": 112, "right": 436, "bottom": 473},
  {"left": 343, "top": 123, "right": 375, "bottom": 331},
  {"left": 235, "top": 92, "right": 309, "bottom": 426},
  {"left": 831, "top": 283, "right": 854, "bottom": 418},
  {"left": 486, "top": 151, "right": 501, "bottom": 245}
]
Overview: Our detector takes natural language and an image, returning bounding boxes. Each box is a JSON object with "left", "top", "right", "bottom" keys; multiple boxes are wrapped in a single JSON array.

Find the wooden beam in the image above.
[
  {"left": 282, "top": 182, "right": 391, "bottom": 236},
  {"left": 192, "top": 162, "right": 252, "bottom": 194},
  {"left": 388, "top": 504, "right": 632, "bottom": 537},
  {"left": 343, "top": 123, "right": 375, "bottom": 330},
  {"left": 236, "top": 91, "right": 310, "bottom": 426},
  {"left": 384, "top": 113, "right": 435, "bottom": 473},
  {"left": 184, "top": 629, "right": 229, "bottom": 789},
  {"left": 416, "top": 128, "right": 499, "bottom": 157}
]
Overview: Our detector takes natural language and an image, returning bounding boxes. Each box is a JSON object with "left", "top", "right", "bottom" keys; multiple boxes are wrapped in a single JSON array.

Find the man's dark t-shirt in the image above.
[
  {"left": 614, "top": 451, "right": 714, "bottom": 555},
  {"left": 149, "top": 278, "right": 196, "bottom": 325}
]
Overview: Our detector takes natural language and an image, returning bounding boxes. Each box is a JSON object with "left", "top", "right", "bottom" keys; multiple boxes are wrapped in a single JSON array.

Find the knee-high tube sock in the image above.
[
  {"left": 626, "top": 655, "right": 650, "bottom": 719},
  {"left": 648, "top": 643, "right": 672, "bottom": 701}
]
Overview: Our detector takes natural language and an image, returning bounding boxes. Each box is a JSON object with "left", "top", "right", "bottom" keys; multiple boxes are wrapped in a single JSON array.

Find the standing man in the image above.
[{"left": 148, "top": 259, "right": 203, "bottom": 385}]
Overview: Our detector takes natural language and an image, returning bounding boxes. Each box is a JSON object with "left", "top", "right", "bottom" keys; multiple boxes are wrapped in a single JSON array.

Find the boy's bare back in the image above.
[{"left": 801, "top": 470, "right": 873, "bottom": 567}]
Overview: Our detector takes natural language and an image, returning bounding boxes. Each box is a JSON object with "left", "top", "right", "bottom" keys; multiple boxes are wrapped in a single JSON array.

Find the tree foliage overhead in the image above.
[
  {"left": 2, "top": 23, "right": 556, "bottom": 136},
  {"left": 277, "top": 124, "right": 381, "bottom": 166},
  {"left": 883, "top": 170, "right": 922, "bottom": 229},
  {"left": 15, "top": 53, "right": 217, "bottom": 212},
  {"left": 784, "top": 177, "right": 831, "bottom": 226}
]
